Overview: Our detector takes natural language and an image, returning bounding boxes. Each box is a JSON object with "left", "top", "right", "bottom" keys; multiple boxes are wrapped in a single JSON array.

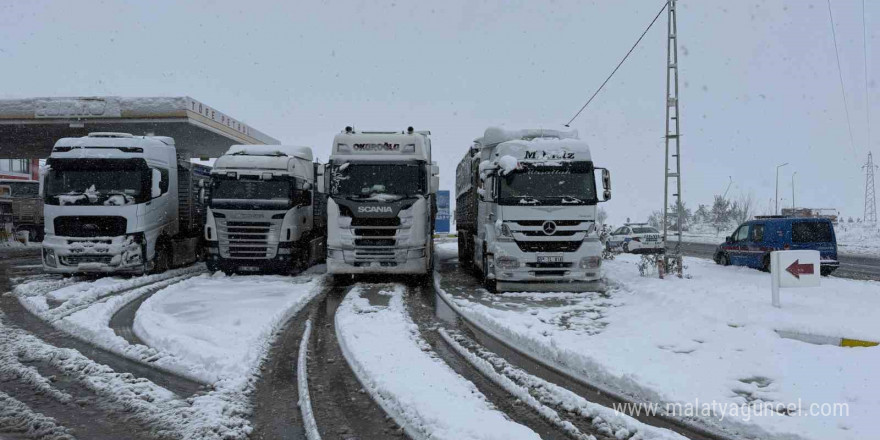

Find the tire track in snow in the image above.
[
  {"left": 0, "top": 273, "right": 206, "bottom": 398},
  {"left": 308, "top": 284, "right": 405, "bottom": 440},
  {"left": 433, "top": 255, "right": 732, "bottom": 440},
  {"left": 405, "top": 283, "right": 576, "bottom": 440}
]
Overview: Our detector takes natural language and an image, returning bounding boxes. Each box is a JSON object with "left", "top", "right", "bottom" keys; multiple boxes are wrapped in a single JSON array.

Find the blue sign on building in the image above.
[{"left": 436, "top": 190, "right": 450, "bottom": 233}]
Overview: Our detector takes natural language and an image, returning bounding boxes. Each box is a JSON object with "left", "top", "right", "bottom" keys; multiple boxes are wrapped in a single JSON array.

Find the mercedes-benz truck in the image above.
[
  {"left": 204, "top": 145, "right": 326, "bottom": 274},
  {"left": 455, "top": 127, "right": 611, "bottom": 292},
  {"left": 325, "top": 127, "right": 438, "bottom": 276},
  {"left": 42, "top": 132, "right": 206, "bottom": 275}
]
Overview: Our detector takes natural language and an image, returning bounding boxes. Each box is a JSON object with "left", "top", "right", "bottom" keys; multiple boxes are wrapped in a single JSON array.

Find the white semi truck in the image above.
[
  {"left": 204, "top": 145, "right": 326, "bottom": 274},
  {"left": 42, "top": 132, "right": 207, "bottom": 275},
  {"left": 325, "top": 127, "right": 438, "bottom": 277},
  {"left": 455, "top": 127, "right": 611, "bottom": 292}
]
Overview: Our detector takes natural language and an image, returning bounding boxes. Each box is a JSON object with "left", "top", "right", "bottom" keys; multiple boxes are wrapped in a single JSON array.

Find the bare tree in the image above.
[
  {"left": 734, "top": 192, "right": 754, "bottom": 224},
  {"left": 597, "top": 207, "right": 608, "bottom": 226}
]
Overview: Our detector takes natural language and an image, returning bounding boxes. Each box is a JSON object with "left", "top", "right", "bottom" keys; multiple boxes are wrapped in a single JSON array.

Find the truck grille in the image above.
[
  {"left": 219, "top": 220, "right": 275, "bottom": 259},
  {"left": 54, "top": 216, "right": 127, "bottom": 237},
  {"left": 516, "top": 241, "right": 582, "bottom": 252},
  {"left": 519, "top": 230, "right": 578, "bottom": 237},
  {"left": 515, "top": 220, "right": 583, "bottom": 227},
  {"left": 61, "top": 255, "right": 114, "bottom": 265},
  {"left": 345, "top": 216, "right": 404, "bottom": 264}
]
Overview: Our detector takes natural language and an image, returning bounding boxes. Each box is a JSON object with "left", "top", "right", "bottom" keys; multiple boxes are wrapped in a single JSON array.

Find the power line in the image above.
[
  {"left": 826, "top": 0, "right": 859, "bottom": 158},
  {"left": 564, "top": 1, "right": 668, "bottom": 127}
]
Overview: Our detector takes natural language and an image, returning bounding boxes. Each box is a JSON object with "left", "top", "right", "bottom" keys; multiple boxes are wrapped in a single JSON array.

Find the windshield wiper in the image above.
[{"left": 517, "top": 196, "right": 541, "bottom": 205}]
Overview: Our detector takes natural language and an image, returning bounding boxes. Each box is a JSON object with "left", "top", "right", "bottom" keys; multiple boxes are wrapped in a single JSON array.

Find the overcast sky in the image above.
[{"left": 1, "top": 0, "right": 876, "bottom": 223}]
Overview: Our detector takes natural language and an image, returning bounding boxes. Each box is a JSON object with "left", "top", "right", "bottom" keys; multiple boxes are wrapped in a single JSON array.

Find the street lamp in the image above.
[
  {"left": 775, "top": 162, "right": 788, "bottom": 215},
  {"left": 791, "top": 171, "right": 797, "bottom": 210}
]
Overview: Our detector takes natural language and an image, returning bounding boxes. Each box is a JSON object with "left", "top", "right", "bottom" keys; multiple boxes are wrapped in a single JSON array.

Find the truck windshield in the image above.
[
  {"left": 211, "top": 177, "right": 298, "bottom": 209},
  {"left": 497, "top": 164, "right": 596, "bottom": 205},
  {"left": 44, "top": 158, "right": 148, "bottom": 206},
  {"left": 330, "top": 162, "right": 425, "bottom": 199}
]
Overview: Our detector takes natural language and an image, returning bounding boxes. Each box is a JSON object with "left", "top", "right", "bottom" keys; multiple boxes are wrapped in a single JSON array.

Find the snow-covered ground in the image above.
[
  {"left": 335, "top": 283, "right": 542, "bottom": 440},
  {"left": 134, "top": 270, "right": 324, "bottom": 382},
  {"left": 435, "top": 242, "right": 880, "bottom": 440},
  {"left": 9, "top": 265, "right": 326, "bottom": 439}
]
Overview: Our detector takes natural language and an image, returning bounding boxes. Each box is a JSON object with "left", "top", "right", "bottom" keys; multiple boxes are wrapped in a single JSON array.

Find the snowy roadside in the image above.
[
  {"left": 335, "top": 283, "right": 541, "bottom": 440},
  {"left": 436, "top": 243, "right": 880, "bottom": 440}
]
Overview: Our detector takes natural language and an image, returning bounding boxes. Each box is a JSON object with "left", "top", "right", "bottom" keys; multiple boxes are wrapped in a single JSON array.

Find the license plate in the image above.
[
  {"left": 537, "top": 255, "right": 563, "bottom": 263},
  {"left": 239, "top": 266, "right": 260, "bottom": 272}
]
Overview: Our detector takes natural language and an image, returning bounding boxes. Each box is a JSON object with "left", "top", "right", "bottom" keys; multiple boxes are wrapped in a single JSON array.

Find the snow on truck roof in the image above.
[
  {"left": 478, "top": 127, "right": 592, "bottom": 162},
  {"left": 225, "top": 145, "right": 313, "bottom": 161}
]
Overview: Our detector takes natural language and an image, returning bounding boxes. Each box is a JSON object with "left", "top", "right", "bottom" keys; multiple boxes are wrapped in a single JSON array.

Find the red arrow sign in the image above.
[{"left": 786, "top": 260, "right": 814, "bottom": 279}]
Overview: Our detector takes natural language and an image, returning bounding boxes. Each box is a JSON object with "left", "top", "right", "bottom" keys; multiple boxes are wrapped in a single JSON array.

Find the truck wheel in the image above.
[
  {"left": 718, "top": 252, "right": 730, "bottom": 266},
  {"left": 481, "top": 252, "right": 498, "bottom": 293},
  {"left": 150, "top": 243, "right": 172, "bottom": 274},
  {"left": 820, "top": 267, "right": 836, "bottom": 277},
  {"left": 206, "top": 260, "right": 219, "bottom": 273},
  {"left": 761, "top": 255, "right": 771, "bottom": 272}
]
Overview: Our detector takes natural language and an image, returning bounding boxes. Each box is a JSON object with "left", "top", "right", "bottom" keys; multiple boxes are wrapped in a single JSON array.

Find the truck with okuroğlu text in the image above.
[
  {"left": 456, "top": 127, "right": 611, "bottom": 292},
  {"left": 41, "top": 132, "right": 207, "bottom": 274},
  {"left": 325, "top": 127, "right": 438, "bottom": 277},
  {"left": 204, "top": 145, "right": 326, "bottom": 274}
]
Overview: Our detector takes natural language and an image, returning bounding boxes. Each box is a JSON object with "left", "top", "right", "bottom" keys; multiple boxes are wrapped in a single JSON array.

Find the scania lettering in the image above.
[
  {"left": 456, "top": 127, "right": 611, "bottom": 292},
  {"left": 41, "top": 133, "right": 207, "bottom": 275},
  {"left": 325, "top": 126, "right": 438, "bottom": 276},
  {"left": 203, "top": 145, "right": 326, "bottom": 274}
]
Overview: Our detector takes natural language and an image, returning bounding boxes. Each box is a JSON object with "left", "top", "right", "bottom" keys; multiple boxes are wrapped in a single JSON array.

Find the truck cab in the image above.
[
  {"left": 325, "top": 127, "right": 438, "bottom": 275},
  {"left": 204, "top": 145, "right": 325, "bottom": 274},
  {"left": 457, "top": 127, "right": 611, "bottom": 292},
  {"left": 41, "top": 132, "right": 204, "bottom": 274}
]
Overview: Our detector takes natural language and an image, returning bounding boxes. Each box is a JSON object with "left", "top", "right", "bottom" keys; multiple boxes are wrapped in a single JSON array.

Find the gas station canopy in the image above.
[{"left": 0, "top": 96, "right": 279, "bottom": 158}]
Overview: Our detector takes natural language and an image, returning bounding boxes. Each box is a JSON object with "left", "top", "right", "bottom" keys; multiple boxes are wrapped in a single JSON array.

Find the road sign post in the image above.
[{"left": 770, "top": 250, "right": 821, "bottom": 308}]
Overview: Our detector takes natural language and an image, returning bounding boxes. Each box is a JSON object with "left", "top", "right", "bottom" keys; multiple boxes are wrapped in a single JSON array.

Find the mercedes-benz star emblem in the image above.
[{"left": 542, "top": 221, "right": 557, "bottom": 236}]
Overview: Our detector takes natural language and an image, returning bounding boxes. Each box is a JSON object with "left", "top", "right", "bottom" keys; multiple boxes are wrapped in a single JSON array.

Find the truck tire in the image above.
[
  {"left": 482, "top": 252, "right": 497, "bottom": 294},
  {"left": 761, "top": 254, "right": 771, "bottom": 272},
  {"left": 206, "top": 259, "right": 219, "bottom": 273},
  {"left": 150, "top": 242, "right": 172, "bottom": 274}
]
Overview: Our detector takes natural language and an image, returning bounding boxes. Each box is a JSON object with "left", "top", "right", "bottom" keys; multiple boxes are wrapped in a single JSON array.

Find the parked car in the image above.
[
  {"left": 606, "top": 223, "right": 664, "bottom": 254},
  {"left": 713, "top": 217, "right": 839, "bottom": 276}
]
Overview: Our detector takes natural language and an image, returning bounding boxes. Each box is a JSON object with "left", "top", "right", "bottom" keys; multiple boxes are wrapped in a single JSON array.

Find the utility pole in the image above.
[
  {"left": 661, "top": 0, "right": 683, "bottom": 278},
  {"left": 775, "top": 162, "right": 788, "bottom": 215},
  {"left": 864, "top": 152, "right": 878, "bottom": 224}
]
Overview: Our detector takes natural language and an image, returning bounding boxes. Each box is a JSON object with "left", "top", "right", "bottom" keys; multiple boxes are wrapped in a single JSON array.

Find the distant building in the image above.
[{"left": 0, "top": 159, "right": 39, "bottom": 181}]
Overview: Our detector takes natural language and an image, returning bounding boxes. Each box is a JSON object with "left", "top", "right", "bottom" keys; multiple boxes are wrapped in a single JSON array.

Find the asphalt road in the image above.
[{"left": 678, "top": 241, "right": 880, "bottom": 281}]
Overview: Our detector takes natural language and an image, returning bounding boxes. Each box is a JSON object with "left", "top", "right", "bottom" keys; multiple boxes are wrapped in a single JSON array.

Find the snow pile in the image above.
[
  {"left": 497, "top": 155, "right": 518, "bottom": 175},
  {"left": 335, "top": 283, "right": 540, "bottom": 440},
  {"left": 134, "top": 272, "right": 324, "bottom": 383},
  {"left": 436, "top": 244, "right": 880, "bottom": 440}
]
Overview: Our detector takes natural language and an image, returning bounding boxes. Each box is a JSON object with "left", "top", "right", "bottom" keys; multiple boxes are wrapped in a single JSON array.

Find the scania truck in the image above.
[
  {"left": 204, "top": 145, "right": 326, "bottom": 274},
  {"left": 455, "top": 127, "right": 611, "bottom": 292},
  {"left": 325, "top": 127, "right": 438, "bottom": 277},
  {"left": 42, "top": 132, "right": 206, "bottom": 275}
]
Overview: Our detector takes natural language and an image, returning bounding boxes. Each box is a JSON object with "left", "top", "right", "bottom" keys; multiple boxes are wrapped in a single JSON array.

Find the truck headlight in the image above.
[
  {"left": 43, "top": 248, "right": 57, "bottom": 267},
  {"left": 407, "top": 248, "right": 426, "bottom": 258},
  {"left": 496, "top": 256, "right": 520, "bottom": 269},
  {"left": 579, "top": 256, "right": 601, "bottom": 269}
]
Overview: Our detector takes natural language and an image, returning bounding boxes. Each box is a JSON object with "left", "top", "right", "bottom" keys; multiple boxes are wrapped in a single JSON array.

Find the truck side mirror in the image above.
[
  {"left": 303, "top": 182, "right": 313, "bottom": 191},
  {"left": 725, "top": 236, "right": 733, "bottom": 244},
  {"left": 151, "top": 169, "right": 162, "bottom": 199},
  {"left": 199, "top": 188, "right": 206, "bottom": 204},
  {"left": 198, "top": 179, "right": 206, "bottom": 188},
  {"left": 600, "top": 168, "right": 611, "bottom": 201}
]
